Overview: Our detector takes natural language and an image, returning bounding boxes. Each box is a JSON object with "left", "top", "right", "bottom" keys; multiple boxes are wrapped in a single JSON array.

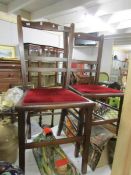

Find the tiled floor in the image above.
[{"left": 16, "top": 113, "right": 112, "bottom": 175}]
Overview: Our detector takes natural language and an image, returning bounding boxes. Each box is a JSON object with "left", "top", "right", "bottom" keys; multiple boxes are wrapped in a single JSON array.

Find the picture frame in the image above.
[{"left": 0, "top": 45, "right": 16, "bottom": 59}]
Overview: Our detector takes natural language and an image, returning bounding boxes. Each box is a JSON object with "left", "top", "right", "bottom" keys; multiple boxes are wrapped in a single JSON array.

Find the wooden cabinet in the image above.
[
  {"left": 0, "top": 60, "right": 22, "bottom": 92},
  {"left": 24, "top": 43, "right": 64, "bottom": 87}
]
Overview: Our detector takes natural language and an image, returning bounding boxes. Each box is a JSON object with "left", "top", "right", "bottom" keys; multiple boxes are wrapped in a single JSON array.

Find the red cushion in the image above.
[
  {"left": 23, "top": 88, "right": 87, "bottom": 104},
  {"left": 72, "top": 84, "right": 122, "bottom": 93}
]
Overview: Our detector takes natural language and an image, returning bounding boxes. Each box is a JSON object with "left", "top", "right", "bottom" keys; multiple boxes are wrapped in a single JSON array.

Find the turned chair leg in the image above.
[
  {"left": 38, "top": 112, "right": 42, "bottom": 127},
  {"left": 57, "top": 109, "right": 67, "bottom": 136},
  {"left": 82, "top": 107, "right": 93, "bottom": 174},
  {"left": 117, "top": 96, "right": 124, "bottom": 134},
  {"left": 18, "top": 111, "right": 26, "bottom": 172},
  {"left": 27, "top": 112, "right": 31, "bottom": 139},
  {"left": 51, "top": 109, "right": 54, "bottom": 127},
  {"left": 74, "top": 108, "right": 84, "bottom": 157}
]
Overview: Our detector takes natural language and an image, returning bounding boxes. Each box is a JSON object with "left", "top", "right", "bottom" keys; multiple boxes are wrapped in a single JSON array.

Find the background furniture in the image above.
[
  {"left": 24, "top": 43, "right": 64, "bottom": 87},
  {"left": 110, "top": 58, "right": 128, "bottom": 83},
  {"left": 119, "top": 67, "right": 128, "bottom": 90},
  {"left": 99, "top": 72, "right": 109, "bottom": 83},
  {"left": 0, "top": 60, "right": 21, "bottom": 92}
]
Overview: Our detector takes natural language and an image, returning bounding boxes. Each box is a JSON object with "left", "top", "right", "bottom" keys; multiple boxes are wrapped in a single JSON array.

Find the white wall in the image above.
[
  {"left": 23, "top": 28, "right": 60, "bottom": 47},
  {"left": 0, "top": 20, "right": 18, "bottom": 46},
  {"left": 0, "top": 20, "right": 61, "bottom": 57},
  {"left": 101, "top": 39, "right": 113, "bottom": 75},
  {"left": 73, "top": 39, "right": 113, "bottom": 75},
  {"left": 73, "top": 46, "right": 98, "bottom": 60}
]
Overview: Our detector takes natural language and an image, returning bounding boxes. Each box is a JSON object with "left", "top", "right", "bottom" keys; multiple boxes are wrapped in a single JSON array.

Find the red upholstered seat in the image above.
[
  {"left": 72, "top": 84, "right": 122, "bottom": 93},
  {"left": 23, "top": 88, "right": 87, "bottom": 104}
]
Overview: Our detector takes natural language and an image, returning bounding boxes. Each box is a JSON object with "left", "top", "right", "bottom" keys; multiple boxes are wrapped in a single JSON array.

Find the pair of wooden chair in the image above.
[{"left": 16, "top": 15, "right": 124, "bottom": 174}]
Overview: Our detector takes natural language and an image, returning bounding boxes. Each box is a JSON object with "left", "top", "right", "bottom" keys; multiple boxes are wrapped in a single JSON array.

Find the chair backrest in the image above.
[
  {"left": 69, "top": 33, "right": 104, "bottom": 85},
  {"left": 17, "top": 15, "right": 74, "bottom": 88}
]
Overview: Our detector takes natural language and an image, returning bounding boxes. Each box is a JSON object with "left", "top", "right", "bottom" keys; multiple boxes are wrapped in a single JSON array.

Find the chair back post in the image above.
[
  {"left": 62, "top": 31, "right": 69, "bottom": 87},
  {"left": 17, "top": 15, "right": 28, "bottom": 88},
  {"left": 95, "top": 35, "right": 104, "bottom": 84},
  {"left": 65, "top": 23, "right": 74, "bottom": 88}
]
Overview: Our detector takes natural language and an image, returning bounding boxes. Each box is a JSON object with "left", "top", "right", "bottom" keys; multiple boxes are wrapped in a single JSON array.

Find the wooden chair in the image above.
[
  {"left": 58, "top": 32, "right": 124, "bottom": 136},
  {"left": 16, "top": 15, "right": 95, "bottom": 174}
]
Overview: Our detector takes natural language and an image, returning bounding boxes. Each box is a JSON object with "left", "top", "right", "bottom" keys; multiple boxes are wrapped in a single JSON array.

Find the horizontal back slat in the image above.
[
  {"left": 74, "top": 33, "right": 101, "bottom": 41},
  {"left": 70, "top": 68, "right": 96, "bottom": 73},
  {"left": 71, "top": 59, "right": 97, "bottom": 65},
  {"left": 28, "top": 67, "right": 66, "bottom": 73},
  {"left": 22, "top": 21, "right": 70, "bottom": 32},
  {"left": 27, "top": 56, "right": 67, "bottom": 62}
]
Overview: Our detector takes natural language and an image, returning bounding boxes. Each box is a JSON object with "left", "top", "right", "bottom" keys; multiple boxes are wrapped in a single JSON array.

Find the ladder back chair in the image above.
[
  {"left": 16, "top": 15, "right": 95, "bottom": 174},
  {"left": 58, "top": 32, "right": 124, "bottom": 136}
]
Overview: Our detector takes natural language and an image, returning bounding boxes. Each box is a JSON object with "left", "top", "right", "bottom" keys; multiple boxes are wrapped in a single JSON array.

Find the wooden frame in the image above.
[
  {"left": 69, "top": 83, "right": 124, "bottom": 133},
  {"left": 0, "top": 45, "right": 16, "bottom": 59},
  {"left": 66, "top": 33, "right": 124, "bottom": 134}
]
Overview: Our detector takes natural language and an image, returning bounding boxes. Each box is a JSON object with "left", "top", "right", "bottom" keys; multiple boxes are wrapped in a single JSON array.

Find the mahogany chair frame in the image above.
[
  {"left": 67, "top": 33, "right": 124, "bottom": 133},
  {"left": 16, "top": 15, "right": 95, "bottom": 174}
]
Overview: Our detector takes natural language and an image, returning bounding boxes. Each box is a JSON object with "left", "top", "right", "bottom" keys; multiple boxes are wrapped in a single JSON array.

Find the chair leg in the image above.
[
  {"left": 82, "top": 107, "right": 93, "bottom": 174},
  {"left": 57, "top": 109, "right": 67, "bottom": 136},
  {"left": 18, "top": 111, "right": 25, "bottom": 173},
  {"left": 74, "top": 109, "right": 84, "bottom": 157},
  {"left": 117, "top": 96, "right": 124, "bottom": 134},
  {"left": 27, "top": 113, "right": 31, "bottom": 139},
  {"left": 51, "top": 109, "right": 54, "bottom": 127},
  {"left": 38, "top": 112, "right": 42, "bottom": 127}
]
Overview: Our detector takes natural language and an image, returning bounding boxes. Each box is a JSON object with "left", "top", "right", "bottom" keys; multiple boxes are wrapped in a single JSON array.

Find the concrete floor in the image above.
[{"left": 16, "top": 112, "right": 111, "bottom": 175}]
